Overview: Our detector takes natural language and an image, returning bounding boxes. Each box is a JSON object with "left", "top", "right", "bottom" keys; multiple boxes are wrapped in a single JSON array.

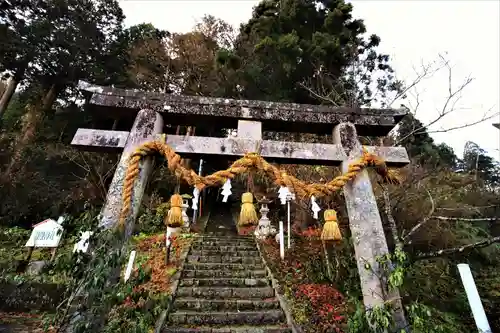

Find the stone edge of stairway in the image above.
[{"left": 154, "top": 211, "right": 212, "bottom": 333}]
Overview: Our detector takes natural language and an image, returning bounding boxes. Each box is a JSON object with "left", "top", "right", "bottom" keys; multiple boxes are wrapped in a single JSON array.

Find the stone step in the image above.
[
  {"left": 199, "top": 234, "right": 254, "bottom": 239},
  {"left": 174, "top": 298, "right": 281, "bottom": 312},
  {"left": 182, "top": 269, "right": 267, "bottom": 279},
  {"left": 193, "top": 241, "right": 256, "bottom": 248},
  {"left": 180, "top": 277, "right": 269, "bottom": 287},
  {"left": 183, "top": 262, "right": 265, "bottom": 271},
  {"left": 169, "top": 310, "right": 285, "bottom": 326},
  {"left": 176, "top": 286, "right": 275, "bottom": 299},
  {"left": 163, "top": 325, "right": 292, "bottom": 333},
  {"left": 195, "top": 236, "right": 255, "bottom": 242},
  {"left": 191, "top": 244, "right": 258, "bottom": 251},
  {"left": 187, "top": 255, "right": 262, "bottom": 264},
  {"left": 190, "top": 249, "right": 260, "bottom": 257}
]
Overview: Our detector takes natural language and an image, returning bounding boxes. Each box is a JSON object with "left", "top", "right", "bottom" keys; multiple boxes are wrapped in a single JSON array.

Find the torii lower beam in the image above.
[{"left": 71, "top": 128, "right": 409, "bottom": 166}]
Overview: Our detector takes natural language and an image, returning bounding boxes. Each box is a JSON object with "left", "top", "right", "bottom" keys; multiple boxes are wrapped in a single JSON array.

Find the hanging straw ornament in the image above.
[
  {"left": 165, "top": 194, "right": 184, "bottom": 228},
  {"left": 320, "top": 209, "right": 342, "bottom": 241},
  {"left": 239, "top": 192, "right": 258, "bottom": 226},
  {"left": 311, "top": 195, "right": 321, "bottom": 219}
]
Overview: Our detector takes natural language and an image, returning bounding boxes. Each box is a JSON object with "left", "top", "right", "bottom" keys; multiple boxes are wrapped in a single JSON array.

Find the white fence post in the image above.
[
  {"left": 287, "top": 199, "right": 291, "bottom": 249},
  {"left": 279, "top": 221, "right": 285, "bottom": 260},
  {"left": 124, "top": 250, "right": 136, "bottom": 282},
  {"left": 457, "top": 264, "right": 492, "bottom": 333}
]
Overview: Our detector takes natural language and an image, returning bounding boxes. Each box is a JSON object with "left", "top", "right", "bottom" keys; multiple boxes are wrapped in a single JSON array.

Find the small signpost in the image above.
[
  {"left": 25, "top": 217, "right": 64, "bottom": 248},
  {"left": 23, "top": 216, "right": 65, "bottom": 273}
]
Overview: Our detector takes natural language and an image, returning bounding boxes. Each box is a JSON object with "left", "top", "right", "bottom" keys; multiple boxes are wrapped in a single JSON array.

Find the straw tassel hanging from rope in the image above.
[
  {"left": 239, "top": 192, "right": 258, "bottom": 226},
  {"left": 321, "top": 209, "right": 342, "bottom": 241},
  {"left": 165, "top": 194, "right": 184, "bottom": 228},
  {"left": 238, "top": 170, "right": 258, "bottom": 226}
]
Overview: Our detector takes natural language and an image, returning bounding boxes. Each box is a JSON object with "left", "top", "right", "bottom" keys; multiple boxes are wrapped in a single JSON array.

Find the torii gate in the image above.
[{"left": 72, "top": 80, "right": 410, "bottom": 325}]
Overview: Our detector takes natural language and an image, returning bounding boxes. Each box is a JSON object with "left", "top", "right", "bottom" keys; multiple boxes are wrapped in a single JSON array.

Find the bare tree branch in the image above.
[
  {"left": 386, "top": 58, "right": 444, "bottom": 107},
  {"left": 426, "top": 109, "right": 499, "bottom": 134},
  {"left": 437, "top": 204, "right": 500, "bottom": 211},
  {"left": 402, "top": 189, "right": 435, "bottom": 244},
  {"left": 415, "top": 236, "right": 500, "bottom": 260},
  {"left": 391, "top": 54, "right": 499, "bottom": 145},
  {"left": 431, "top": 216, "right": 498, "bottom": 222},
  {"left": 298, "top": 82, "right": 340, "bottom": 107}
]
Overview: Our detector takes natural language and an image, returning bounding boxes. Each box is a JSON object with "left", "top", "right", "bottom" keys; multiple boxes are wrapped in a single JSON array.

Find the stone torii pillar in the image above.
[
  {"left": 100, "top": 108, "right": 163, "bottom": 236},
  {"left": 334, "top": 122, "right": 406, "bottom": 328},
  {"left": 63, "top": 109, "right": 163, "bottom": 333}
]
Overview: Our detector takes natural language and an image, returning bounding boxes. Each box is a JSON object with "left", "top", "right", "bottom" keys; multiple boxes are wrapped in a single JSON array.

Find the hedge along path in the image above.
[{"left": 119, "top": 136, "right": 402, "bottom": 228}]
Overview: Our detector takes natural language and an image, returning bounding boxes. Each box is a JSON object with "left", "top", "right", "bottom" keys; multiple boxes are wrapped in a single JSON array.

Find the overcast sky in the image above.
[{"left": 119, "top": 0, "right": 500, "bottom": 160}]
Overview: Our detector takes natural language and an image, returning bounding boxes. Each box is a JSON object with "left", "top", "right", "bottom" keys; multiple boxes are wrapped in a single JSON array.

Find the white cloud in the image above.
[{"left": 119, "top": 0, "right": 500, "bottom": 160}]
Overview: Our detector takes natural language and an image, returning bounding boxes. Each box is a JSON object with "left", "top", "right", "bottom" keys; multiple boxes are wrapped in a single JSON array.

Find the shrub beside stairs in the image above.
[{"left": 163, "top": 232, "right": 292, "bottom": 333}]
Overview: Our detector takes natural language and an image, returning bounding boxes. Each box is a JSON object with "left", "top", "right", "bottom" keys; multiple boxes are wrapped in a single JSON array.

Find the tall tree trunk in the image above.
[
  {"left": 2, "top": 102, "right": 44, "bottom": 180},
  {"left": 1, "top": 82, "right": 57, "bottom": 180},
  {"left": 0, "top": 68, "right": 25, "bottom": 119},
  {"left": 42, "top": 83, "right": 60, "bottom": 113}
]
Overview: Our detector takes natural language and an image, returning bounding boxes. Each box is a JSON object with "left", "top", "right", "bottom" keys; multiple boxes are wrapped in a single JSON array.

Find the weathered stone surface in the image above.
[
  {"left": 238, "top": 120, "right": 262, "bottom": 140},
  {"left": 192, "top": 239, "right": 256, "bottom": 247},
  {"left": 333, "top": 122, "right": 407, "bottom": 328},
  {"left": 170, "top": 311, "right": 284, "bottom": 326},
  {"left": 190, "top": 249, "right": 260, "bottom": 257},
  {"left": 195, "top": 235, "right": 255, "bottom": 242},
  {"left": 182, "top": 269, "right": 267, "bottom": 279},
  {"left": 71, "top": 129, "right": 410, "bottom": 166},
  {"left": 174, "top": 298, "right": 280, "bottom": 312},
  {"left": 190, "top": 244, "right": 258, "bottom": 251},
  {"left": 78, "top": 80, "right": 407, "bottom": 136},
  {"left": 187, "top": 255, "right": 262, "bottom": 264},
  {"left": 176, "top": 287, "right": 274, "bottom": 299},
  {"left": 180, "top": 278, "right": 268, "bottom": 287},
  {"left": 26, "top": 260, "right": 47, "bottom": 275},
  {"left": 98, "top": 109, "right": 163, "bottom": 235},
  {"left": 70, "top": 129, "right": 128, "bottom": 152},
  {"left": 183, "top": 263, "right": 265, "bottom": 271}
]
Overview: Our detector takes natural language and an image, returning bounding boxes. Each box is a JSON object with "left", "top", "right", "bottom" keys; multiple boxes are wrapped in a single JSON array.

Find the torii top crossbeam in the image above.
[{"left": 78, "top": 81, "right": 406, "bottom": 136}]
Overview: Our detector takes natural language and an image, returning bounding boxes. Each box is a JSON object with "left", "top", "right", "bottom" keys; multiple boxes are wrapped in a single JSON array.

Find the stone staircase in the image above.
[{"left": 164, "top": 232, "right": 291, "bottom": 333}]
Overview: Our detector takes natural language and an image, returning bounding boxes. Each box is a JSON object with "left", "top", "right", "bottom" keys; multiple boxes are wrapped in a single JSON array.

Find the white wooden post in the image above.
[
  {"left": 124, "top": 250, "right": 136, "bottom": 282},
  {"left": 287, "top": 198, "right": 291, "bottom": 249},
  {"left": 457, "top": 264, "right": 492, "bottom": 333},
  {"left": 279, "top": 221, "right": 285, "bottom": 260},
  {"left": 192, "top": 159, "right": 203, "bottom": 224}
]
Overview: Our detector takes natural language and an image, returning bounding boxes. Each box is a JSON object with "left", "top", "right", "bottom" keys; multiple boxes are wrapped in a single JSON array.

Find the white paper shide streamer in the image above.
[
  {"left": 192, "top": 187, "right": 200, "bottom": 210},
  {"left": 221, "top": 179, "right": 232, "bottom": 202},
  {"left": 278, "top": 186, "right": 290, "bottom": 205},
  {"left": 311, "top": 195, "right": 321, "bottom": 219}
]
